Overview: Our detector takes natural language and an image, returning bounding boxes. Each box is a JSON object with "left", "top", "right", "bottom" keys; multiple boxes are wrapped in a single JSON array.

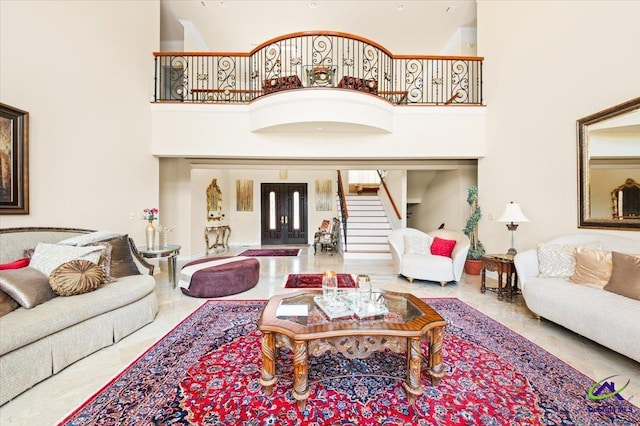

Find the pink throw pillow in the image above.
[
  {"left": 0, "top": 258, "right": 30, "bottom": 270},
  {"left": 430, "top": 237, "right": 457, "bottom": 258}
]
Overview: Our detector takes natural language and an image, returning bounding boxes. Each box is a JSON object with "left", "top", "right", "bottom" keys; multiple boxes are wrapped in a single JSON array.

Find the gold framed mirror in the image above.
[
  {"left": 578, "top": 97, "right": 640, "bottom": 230},
  {"left": 206, "top": 178, "right": 223, "bottom": 221}
]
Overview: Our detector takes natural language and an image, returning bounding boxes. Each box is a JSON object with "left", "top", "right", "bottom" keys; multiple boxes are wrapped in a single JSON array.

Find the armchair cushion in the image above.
[
  {"left": 404, "top": 234, "right": 432, "bottom": 255},
  {"left": 430, "top": 237, "right": 457, "bottom": 258}
]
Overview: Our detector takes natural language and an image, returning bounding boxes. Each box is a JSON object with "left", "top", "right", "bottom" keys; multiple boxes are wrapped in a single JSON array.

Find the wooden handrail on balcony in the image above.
[{"left": 153, "top": 31, "right": 483, "bottom": 106}]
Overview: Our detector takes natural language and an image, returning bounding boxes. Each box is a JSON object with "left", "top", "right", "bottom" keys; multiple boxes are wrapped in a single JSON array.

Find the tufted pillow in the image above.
[
  {"left": 49, "top": 260, "right": 104, "bottom": 296},
  {"left": 404, "top": 234, "right": 432, "bottom": 255},
  {"left": 0, "top": 267, "right": 57, "bottom": 308},
  {"left": 0, "top": 289, "right": 19, "bottom": 316},
  {"left": 430, "top": 237, "right": 457, "bottom": 258},
  {"left": 537, "top": 241, "right": 600, "bottom": 278},
  {"left": 29, "top": 243, "right": 104, "bottom": 277},
  {"left": 603, "top": 252, "right": 640, "bottom": 301},
  {"left": 570, "top": 247, "right": 612, "bottom": 288}
]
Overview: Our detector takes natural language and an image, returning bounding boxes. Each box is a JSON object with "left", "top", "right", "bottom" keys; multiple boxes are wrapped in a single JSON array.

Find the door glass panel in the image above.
[
  {"left": 269, "top": 191, "right": 276, "bottom": 230},
  {"left": 293, "top": 191, "right": 300, "bottom": 230}
]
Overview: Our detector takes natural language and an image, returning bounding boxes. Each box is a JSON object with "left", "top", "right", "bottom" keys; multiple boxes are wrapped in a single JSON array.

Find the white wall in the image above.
[
  {"left": 407, "top": 169, "right": 476, "bottom": 233},
  {"left": 477, "top": 0, "right": 640, "bottom": 254},
  {"left": 0, "top": 1, "right": 160, "bottom": 244}
]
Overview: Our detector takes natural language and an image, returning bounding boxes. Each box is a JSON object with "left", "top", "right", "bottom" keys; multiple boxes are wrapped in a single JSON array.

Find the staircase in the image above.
[{"left": 340, "top": 195, "right": 392, "bottom": 260}]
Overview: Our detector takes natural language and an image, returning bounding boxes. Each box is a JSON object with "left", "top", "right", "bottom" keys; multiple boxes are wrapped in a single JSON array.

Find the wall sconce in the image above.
[{"left": 497, "top": 201, "right": 529, "bottom": 256}]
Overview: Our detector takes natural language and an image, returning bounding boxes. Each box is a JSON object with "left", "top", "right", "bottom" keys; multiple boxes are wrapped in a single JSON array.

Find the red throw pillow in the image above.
[
  {"left": 430, "top": 237, "right": 457, "bottom": 258},
  {"left": 0, "top": 258, "right": 30, "bottom": 270}
]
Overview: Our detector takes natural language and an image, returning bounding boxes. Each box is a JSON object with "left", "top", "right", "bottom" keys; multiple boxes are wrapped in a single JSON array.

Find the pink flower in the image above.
[{"left": 143, "top": 208, "right": 159, "bottom": 221}]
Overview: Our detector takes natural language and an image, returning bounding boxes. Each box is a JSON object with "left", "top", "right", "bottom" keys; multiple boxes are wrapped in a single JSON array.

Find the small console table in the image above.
[
  {"left": 205, "top": 225, "right": 231, "bottom": 254},
  {"left": 480, "top": 254, "right": 519, "bottom": 302},
  {"left": 137, "top": 244, "right": 181, "bottom": 288}
]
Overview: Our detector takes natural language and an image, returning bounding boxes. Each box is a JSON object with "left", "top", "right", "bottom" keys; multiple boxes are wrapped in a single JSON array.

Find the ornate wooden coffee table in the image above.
[{"left": 257, "top": 290, "right": 446, "bottom": 410}]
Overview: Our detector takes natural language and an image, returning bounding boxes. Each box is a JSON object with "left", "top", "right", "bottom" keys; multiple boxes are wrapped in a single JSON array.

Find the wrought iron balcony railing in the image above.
[{"left": 153, "top": 31, "right": 483, "bottom": 106}]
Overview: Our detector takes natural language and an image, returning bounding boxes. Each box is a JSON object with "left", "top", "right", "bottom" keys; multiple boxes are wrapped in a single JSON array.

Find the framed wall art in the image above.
[
  {"left": 0, "top": 103, "right": 29, "bottom": 214},
  {"left": 315, "top": 179, "right": 332, "bottom": 211},
  {"left": 236, "top": 179, "right": 253, "bottom": 211}
]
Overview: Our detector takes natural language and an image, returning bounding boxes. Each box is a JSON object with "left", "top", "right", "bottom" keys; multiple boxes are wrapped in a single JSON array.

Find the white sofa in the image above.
[
  {"left": 388, "top": 228, "right": 470, "bottom": 286},
  {"left": 0, "top": 227, "right": 159, "bottom": 405},
  {"left": 514, "top": 233, "right": 640, "bottom": 363}
]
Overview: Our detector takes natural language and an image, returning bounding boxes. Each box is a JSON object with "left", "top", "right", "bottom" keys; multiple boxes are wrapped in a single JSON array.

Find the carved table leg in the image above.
[
  {"left": 480, "top": 265, "right": 486, "bottom": 293},
  {"left": 506, "top": 272, "right": 513, "bottom": 302},
  {"left": 497, "top": 271, "right": 504, "bottom": 301},
  {"left": 403, "top": 337, "right": 424, "bottom": 403},
  {"left": 428, "top": 326, "right": 445, "bottom": 386},
  {"left": 259, "top": 332, "right": 277, "bottom": 395},
  {"left": 292, "top": 340, "right": 310, "bottom": 411}
]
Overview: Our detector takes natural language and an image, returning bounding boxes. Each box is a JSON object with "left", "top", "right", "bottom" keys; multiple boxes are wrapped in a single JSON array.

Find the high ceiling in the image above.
[{"left": 160, "top": 0, "right": 477, "bottom": 54}]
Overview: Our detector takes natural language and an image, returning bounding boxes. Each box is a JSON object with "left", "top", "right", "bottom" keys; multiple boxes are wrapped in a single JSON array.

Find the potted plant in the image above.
[{"left": 463, "top": 185, "right": 485, "bottom": 275}]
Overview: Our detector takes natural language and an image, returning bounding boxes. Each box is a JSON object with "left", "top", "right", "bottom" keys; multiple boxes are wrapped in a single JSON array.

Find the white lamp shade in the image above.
[{"left": 497, "top": 202, "right": 529, "bottom": 223}]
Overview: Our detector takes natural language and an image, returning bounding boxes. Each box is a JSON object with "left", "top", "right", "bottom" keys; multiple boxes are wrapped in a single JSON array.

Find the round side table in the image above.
[{"left": 137, "top": 244, "right": 181, "bottom": 288}]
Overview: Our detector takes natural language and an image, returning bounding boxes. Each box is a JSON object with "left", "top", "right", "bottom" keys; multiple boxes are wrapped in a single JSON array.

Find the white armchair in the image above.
[{"left": 388, "top": 228, "right": 470, "bottom": 286}]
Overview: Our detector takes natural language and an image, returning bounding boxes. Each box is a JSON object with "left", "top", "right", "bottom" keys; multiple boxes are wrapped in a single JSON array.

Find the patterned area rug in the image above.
[
  {"left": 237, "top": 248, "right": 300, "bottom": 257},
  {"left": 284, "top": 273, "right": 358, "bottom": 289},
  {"left": 58, "top": 299, "right": 640, "bottom": 425}
]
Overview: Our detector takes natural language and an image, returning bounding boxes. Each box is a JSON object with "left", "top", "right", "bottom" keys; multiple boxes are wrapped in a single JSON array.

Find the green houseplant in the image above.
[{"left": 463, "top": 185, "right": 485, "bottom": 274}]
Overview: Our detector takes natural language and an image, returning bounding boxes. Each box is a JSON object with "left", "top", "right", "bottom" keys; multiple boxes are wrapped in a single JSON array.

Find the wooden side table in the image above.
[
  {"left": 480, "top": 254, "right": 519, "bottom": 302},
  {"left": 205, "top": 225, "right": 231, "bottom": 254}
]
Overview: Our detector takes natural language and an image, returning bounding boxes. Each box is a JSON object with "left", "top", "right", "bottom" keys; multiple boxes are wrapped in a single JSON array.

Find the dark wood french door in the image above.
[{"left": 260, "top": 183, "right": 308, "bottom": 245}]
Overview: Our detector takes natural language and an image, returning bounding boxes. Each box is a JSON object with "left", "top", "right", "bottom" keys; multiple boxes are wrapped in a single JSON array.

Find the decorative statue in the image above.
[{"left": 206, "top": 178, "right": 223, "bottom": 220}]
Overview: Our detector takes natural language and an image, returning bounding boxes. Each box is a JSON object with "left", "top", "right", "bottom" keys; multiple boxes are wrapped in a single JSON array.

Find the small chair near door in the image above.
[{"left": 314, "top": 217, "right": 341, "bottom": 255}]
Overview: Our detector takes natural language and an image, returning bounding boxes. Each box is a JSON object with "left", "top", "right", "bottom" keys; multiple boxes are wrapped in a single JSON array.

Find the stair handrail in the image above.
[
  {"left": 377, "top": 170, "right": 402, "bottom": 220},
  {"left": 337, "top": 170, "right": 349, "bottom": 251}
]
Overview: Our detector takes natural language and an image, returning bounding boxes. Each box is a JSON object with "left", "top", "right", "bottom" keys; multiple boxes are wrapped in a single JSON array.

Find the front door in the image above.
[{"left": 260, "top": 183, "right": 308, "bottom": 245}]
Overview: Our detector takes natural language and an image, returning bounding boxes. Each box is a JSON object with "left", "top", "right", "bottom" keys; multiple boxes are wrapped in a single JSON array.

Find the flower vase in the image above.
[{"left": 146, "top": 220, "right": 156, "bottom": 250}]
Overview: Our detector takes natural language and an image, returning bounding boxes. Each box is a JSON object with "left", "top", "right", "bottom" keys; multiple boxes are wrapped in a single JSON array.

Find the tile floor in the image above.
[{"left": 1, "top": 246, "right": 639, "bottom": 425}]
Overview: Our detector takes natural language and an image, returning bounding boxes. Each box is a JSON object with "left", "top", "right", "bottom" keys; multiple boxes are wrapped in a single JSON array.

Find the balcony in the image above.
[{"left": 153, "top": 31, "right": 483, "bottom": 106}]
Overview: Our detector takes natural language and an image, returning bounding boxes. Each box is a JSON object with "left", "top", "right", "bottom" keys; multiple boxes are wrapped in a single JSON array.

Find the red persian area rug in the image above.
[
  {"left": 284, "top": 273, "right": 358, "bottom": 289},
  {"left": 237, "top": 248, "right": 300, "bottom": 257},
  {"left": 58, "top": 299, "right": 640, "bottom": 425}
]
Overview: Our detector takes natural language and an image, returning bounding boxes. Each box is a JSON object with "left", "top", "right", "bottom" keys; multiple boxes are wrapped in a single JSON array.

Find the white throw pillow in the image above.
[
  {"left": 29, "top": 243, "right": 105, "bottom": 276},
  {"left": 404, "top": 234, "right": 432, "bottom": 255},
  {"left": 537, "top": 241, "right": 600, "bottom": 278},
  {"left": 57, "top": 231, "right": 121, "bottom": 246}
]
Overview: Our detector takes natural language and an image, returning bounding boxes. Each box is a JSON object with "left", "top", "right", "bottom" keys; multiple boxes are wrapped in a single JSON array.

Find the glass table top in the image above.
[{"left": 274, "top": 290, "right": 426, "bottom": 327}]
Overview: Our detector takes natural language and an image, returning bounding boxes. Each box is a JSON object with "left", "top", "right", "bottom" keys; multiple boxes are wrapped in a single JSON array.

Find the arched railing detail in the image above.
[{"left": 153, "top": 31, "right": 482, "bottom": 106}]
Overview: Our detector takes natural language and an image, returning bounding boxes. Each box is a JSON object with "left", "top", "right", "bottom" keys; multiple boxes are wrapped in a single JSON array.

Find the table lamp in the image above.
[{"left": 497, "top": 201, "right": 529, "bottom": 256}]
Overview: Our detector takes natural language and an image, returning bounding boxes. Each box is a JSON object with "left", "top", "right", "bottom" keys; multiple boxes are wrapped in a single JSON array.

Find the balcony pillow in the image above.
[
  {"left": 570, "top": 247, "right": 612, "bottom": 288},
  {"left": 430, "top": 237, "right": 457, "bottom": 258},
  {"left": 29, "top": 243, "right": 104, "bottom": 277},
  {"left": 404, "top": 234, "right": 432, "bottom": 255},
  {"left": 0, "top": 289, "right": 19, "bottom": 316},
  {"left": 0, "top": 267, "right": 57, "bottom": 308},
  {"left": 49, "top": 259, "right": 104, "bottom": 297},
  {"left": 103, "top": 235, "right": 141, "bottom": 278},
  {"left": 0, "top": 257, "right": 30, "bottom": 270},
  {"left": 603, "top": 252, "right": 640, "bottom": 301},
  {"left": 57, "top": 230, "right": 121, "bottom": 246}
]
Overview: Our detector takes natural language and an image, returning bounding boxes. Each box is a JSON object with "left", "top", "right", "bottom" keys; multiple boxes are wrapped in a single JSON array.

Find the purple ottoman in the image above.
[{"left": 179, "top": 256, "right": 260, "bottom": 298}]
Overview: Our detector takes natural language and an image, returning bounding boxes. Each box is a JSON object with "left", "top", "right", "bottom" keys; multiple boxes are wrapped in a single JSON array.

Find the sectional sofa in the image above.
[{"left": 0, "top": 227, "right": 158, "bottom": 405}]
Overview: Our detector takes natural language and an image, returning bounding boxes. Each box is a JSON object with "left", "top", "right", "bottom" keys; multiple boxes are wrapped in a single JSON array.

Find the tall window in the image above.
[{"left": 348, "top": 170, "right": 381, "bottom": 184}]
